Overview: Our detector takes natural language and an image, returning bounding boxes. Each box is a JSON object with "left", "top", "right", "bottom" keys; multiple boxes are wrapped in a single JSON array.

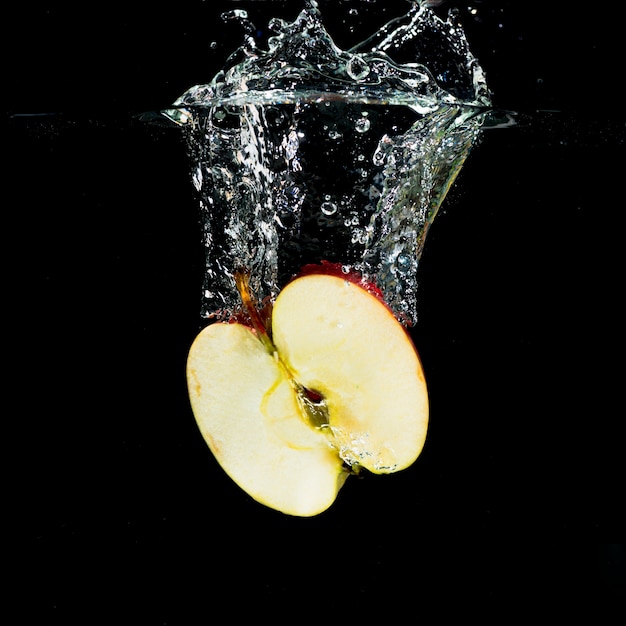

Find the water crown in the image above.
[{"left": 166, "top": 0, "right": 491, "bottom": 325}]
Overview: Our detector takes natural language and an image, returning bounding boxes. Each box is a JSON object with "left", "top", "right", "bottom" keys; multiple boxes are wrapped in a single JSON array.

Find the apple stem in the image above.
[{"left": 234, "top": 270, "right": 275, "bottom": 354}]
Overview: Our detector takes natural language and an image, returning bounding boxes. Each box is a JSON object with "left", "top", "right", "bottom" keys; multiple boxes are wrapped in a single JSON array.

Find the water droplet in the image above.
[
  {"left": 328, "top": 129, "right": 342, "bottom": 140},
  {"left": 321, "top": 201, "right": 337, "bottom": 216}
]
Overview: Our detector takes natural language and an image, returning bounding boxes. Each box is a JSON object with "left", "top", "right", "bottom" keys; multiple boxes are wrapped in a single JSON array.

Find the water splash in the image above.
[{"left": 166, "top": 0, "right": 491, "bottom": 324}]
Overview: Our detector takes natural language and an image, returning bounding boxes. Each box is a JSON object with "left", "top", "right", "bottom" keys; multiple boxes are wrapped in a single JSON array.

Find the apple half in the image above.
[{"left": 187, "top": 266, "right": 429, "bottom": 516}]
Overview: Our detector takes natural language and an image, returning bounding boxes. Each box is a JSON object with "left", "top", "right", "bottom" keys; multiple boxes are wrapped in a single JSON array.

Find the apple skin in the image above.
[
  {"left": 297, "top": 260, "right": 386, "bottom": 303},
  {"left": 187, "top": 266, "right": 429, "bottom": 516}
]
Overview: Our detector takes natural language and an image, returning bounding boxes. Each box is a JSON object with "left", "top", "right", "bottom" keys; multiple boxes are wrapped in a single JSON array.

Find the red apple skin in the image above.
[
  {"left": 228, "top": 260, "right": 413, "bottom": 338},
  {"left": 297, "top": 261, "right": 415, "bottom": 330},
  {"left": 297, "top": 261, "right": 386, "bottom": 304},
  {"left": 227, "top": 262, "right": 381, "bottom": 330}
]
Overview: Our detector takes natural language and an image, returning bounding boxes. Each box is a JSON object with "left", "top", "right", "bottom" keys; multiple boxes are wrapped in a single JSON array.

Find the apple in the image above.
[{"left": 186, "top": 264, "right": 429, "bottom": 516}]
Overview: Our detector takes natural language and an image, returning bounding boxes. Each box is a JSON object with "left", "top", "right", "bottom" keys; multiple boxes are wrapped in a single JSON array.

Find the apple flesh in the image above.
[{"left": 187, "top": 267, "right": 429, "bottom": 516}]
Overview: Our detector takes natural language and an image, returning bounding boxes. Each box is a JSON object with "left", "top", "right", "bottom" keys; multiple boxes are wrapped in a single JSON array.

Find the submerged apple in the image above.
[{"left": 186, "top": 264, "right": 429, "bottom": 516}]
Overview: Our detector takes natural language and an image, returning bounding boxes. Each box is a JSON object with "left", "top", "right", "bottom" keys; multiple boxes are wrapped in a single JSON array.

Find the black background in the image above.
[{"left": 7, "top": 1, "right": 624, "bottom": 622}]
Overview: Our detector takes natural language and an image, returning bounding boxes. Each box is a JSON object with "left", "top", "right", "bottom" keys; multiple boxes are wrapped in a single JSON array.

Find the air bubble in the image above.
[
  {"left": 266, "top": 107, "right": 288, "bottom": 128},
  {"left": 192, "top": 166, "right": 203, "bottom": 191},
  {"left": 372, "top": 148, "right": 386, "bottom": 166},
  {"left": 372, "top": 135, "right": 393, "bottom": 166},
  {"left": 285, "top": 130, "right": 299, "bottom": 159},
  {"left": 268, "top": 17, "right": 287, "bottom": 33},
  {"left": 321, "top": 201, "right": 337, "bottom": 215},
  {"left": 395, "top": 253, "right": 412, "bottom": 274},
  {"left": 346, "top": 55, "right": 370, "bottom": 81},
  {"left": 355, "top": 117, "right": 371, "bottom": 133},
  {"left": 351, "top": 231, "right": 368, "bottom": 245}
]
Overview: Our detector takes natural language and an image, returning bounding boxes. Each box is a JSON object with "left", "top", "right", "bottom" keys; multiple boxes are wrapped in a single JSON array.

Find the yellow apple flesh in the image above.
[{"left": 187, "top": 272, "right": 429, "bottom": 516}]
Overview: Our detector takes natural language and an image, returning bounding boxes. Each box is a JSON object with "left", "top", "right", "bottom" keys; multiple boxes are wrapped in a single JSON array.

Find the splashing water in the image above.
[{"left": 165, "top": 0, "right": 491, "bottom": 325}]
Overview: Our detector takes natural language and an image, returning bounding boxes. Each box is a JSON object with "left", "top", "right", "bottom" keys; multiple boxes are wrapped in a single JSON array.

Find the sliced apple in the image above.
[{"left": 187, "top": 267, "right": 428, "bottom": 516}]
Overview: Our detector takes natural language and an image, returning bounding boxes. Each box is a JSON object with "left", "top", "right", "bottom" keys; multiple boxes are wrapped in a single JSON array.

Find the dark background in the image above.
[{"left": 7, "top": 1, "right": 624, "bottom": 622}]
